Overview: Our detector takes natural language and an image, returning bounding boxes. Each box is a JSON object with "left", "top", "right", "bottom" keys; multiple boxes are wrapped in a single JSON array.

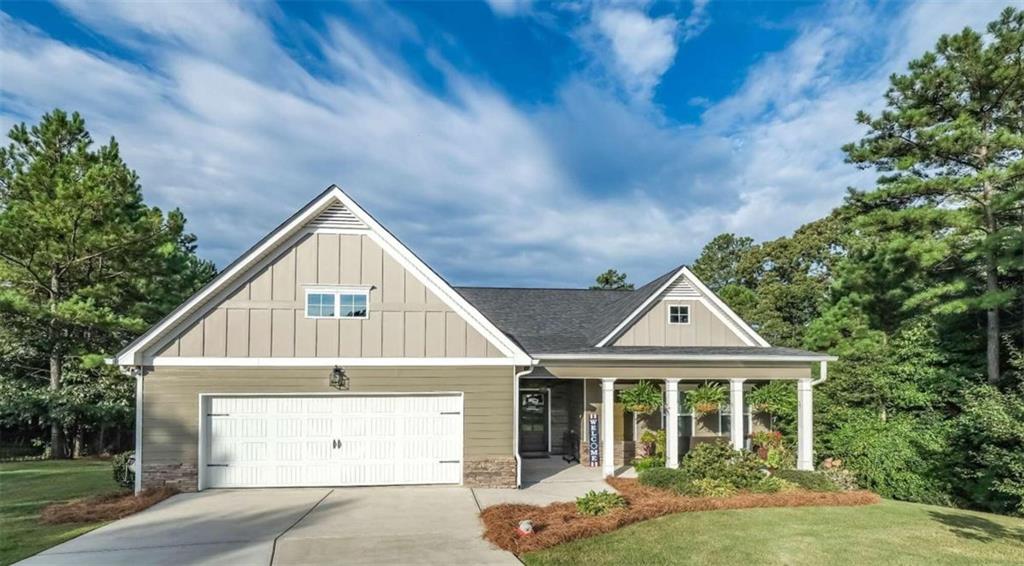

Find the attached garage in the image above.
[{"left": 199, "top": 393, "right": 463, "bottom": 489}]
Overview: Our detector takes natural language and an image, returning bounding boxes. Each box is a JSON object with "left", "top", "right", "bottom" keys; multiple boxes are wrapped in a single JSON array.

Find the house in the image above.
[{"left": 114, "top": 185, "right": 834, "bottom": 493}]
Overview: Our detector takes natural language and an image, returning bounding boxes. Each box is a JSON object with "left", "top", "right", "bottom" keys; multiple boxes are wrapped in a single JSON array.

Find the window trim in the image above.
[
  {"left": 304, "top": 286, "right": 371, "bottom": 320},
  {"left": 667, "top": 304, "right": 691, "bottom": 325}
]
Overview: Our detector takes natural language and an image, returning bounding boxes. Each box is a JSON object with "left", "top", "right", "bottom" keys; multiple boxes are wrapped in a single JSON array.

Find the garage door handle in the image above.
[
  {"left": 332, "top": 439, "right": 340, "bottom": 449},
  {"left": 207, "top": 464, "right": 229, "bottom": 467},
  {"left": 439, "top": 460, "right": 460, "bottom": 464},
  {"left": 440, "top": 411, "right": 461, "bottom": 415}
]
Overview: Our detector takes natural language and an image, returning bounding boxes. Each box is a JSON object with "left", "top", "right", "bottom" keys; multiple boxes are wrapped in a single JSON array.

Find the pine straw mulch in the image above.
[
  {"left": 40, "top": 486, "right": 179, "bottom": 524},
  {"left": 481, "top": 477, "right": 880, "bottom": 554}
]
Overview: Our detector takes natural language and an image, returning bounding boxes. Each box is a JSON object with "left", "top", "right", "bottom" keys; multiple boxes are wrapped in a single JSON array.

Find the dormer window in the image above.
[
  {"left": 305, "top": 287, "right": 370, "bottom": 319},
  {"left": 668, "top": 305, "right": 690, "bottom": 324}
]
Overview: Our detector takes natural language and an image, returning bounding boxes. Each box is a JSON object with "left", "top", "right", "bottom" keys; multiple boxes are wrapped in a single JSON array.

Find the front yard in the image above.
[
  {"left": 0, "top": 459, "right": 124, "bottom": 565},
  {"left": 523, "top": 499, "right": 1024, "bottom": 566}
]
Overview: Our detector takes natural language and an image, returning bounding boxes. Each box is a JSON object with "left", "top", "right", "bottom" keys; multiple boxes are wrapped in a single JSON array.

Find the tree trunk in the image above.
[
  {"left": 986, "top": 252, "right": 1001, "bottom": 384},
  {"left": 49, "top": 351, "right": 67, "bottom": 459},
  {"left": 73, "top": 427, "right": 84, "bottom": 458}
]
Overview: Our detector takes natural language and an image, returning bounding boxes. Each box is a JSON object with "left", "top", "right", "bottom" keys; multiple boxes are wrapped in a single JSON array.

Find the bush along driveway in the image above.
[{"left": 0, "top": 459, "right": 124, "bottom": 565}]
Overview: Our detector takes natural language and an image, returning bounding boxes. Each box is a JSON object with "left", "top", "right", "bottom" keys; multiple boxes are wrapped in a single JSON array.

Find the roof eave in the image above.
[{"left": 535, "top": 353, "right": 837, "bottom": 363}]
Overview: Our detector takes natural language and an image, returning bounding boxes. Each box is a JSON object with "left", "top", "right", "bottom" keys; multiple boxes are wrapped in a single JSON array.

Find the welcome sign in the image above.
[{"left": 587, "top": 412, "right": 600, "bottom": 467}]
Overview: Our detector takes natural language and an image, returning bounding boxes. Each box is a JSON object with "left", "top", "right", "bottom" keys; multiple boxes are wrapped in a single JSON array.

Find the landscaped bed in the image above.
[
  {"left": 40, "top": 486, "right": 178, "bottom": 524},
  {"left": 482, "top": 477, "right": 879, "bottom": 554}
]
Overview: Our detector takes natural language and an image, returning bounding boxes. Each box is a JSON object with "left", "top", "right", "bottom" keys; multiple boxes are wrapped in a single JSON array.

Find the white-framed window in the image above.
[
  {"left": 668, "top": 304, "right": 690, "bottom": 324},
  {"left": 304, "top": 287, "right": 370, "bottom": 319}
]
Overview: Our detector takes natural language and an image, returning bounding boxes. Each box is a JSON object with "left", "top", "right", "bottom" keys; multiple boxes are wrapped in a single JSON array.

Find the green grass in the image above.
[
  {"left": 523, "top": 500, "right": 1024, "bottom": 566},
  {"left": 0, "top": 459, "right": 124, "bottom": 566}
]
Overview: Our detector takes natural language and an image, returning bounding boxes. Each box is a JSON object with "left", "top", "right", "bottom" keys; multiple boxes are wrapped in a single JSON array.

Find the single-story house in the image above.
[{"left": 114, "top": 185, "right": 834, "bottom": 493}]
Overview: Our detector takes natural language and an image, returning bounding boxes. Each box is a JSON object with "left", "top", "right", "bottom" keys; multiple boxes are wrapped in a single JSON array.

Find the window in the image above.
[
  {"left": 305, "top": 288, "right": 370, "bottom": 319},
  {"left": 668, "top": 305, "right": 690, "bottom": 324}
]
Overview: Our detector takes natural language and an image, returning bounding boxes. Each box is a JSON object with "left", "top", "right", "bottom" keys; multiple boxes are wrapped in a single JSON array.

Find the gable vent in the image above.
[
  {"left": 310, "top": 202, "right": 367, "bottom": 230},
  {"left": 664, "top": 277, "right": 701, "bottom": 299}
]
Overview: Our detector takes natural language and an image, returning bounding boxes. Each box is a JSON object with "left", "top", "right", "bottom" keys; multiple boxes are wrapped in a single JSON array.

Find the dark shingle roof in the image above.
[{"left": 455, "top": 265, "right": 682, "bottom": 354}]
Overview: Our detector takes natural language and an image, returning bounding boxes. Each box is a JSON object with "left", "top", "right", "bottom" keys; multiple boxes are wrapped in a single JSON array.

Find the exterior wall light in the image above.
[{"left": 330, "top": 366, "right": 350, "bottom": 390}]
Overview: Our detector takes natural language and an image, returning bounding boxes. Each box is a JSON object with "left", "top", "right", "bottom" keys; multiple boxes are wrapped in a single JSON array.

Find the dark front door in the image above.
[{"left": 519, "top": 391, "right": 548, "bottom": 453}]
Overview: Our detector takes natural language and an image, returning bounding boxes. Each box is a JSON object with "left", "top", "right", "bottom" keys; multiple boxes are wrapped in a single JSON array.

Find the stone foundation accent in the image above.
[
  {"left": 142, "top": 462, "right": 198, "bottom": 492},
  {"left": 464, "top": 457, "right": 517, "bottom": 488}
]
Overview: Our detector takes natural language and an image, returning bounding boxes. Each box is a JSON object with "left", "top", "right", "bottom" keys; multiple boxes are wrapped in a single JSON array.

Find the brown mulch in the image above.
[
  {"left": 40, "top": 486, "right": 179, "bottom": 524},
  {"left": 480, "top": 478, "right": 880, "bottom": 554}
]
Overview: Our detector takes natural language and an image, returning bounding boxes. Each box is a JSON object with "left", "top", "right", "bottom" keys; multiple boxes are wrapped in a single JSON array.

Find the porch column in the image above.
[
  {"left": 664, "top": 379, "right": 680, "bottom": 469},
  {"left": 729, "top": 378, "right": 745, "bottom": 450},
  {"left": 601, "top": 378, "right": 616, "bottom": 477},
  {"left": 797, "top": 378, "right": 814, "bottom": 470}
]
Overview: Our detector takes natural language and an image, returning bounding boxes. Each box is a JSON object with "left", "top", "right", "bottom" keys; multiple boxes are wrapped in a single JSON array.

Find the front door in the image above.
[{"left": 519, "top": 390, "right": 548, "bottom": 453}]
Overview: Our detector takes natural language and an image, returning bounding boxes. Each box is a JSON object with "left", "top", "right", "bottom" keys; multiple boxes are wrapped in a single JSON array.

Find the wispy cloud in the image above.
[
  {"left": 682, "top": 0, "right": 711, "bottom": 41},
  {"left": 0, "top": 1, "right": 1012, "bottom": 287}
]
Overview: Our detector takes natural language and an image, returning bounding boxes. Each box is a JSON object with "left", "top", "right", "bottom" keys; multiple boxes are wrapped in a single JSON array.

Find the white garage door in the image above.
[{"left": 201, "top": 394, "right": 463, "bottom": 489}]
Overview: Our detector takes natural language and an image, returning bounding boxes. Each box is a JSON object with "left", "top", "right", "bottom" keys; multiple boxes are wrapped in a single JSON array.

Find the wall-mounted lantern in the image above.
[{"left": 329, "top": 366, "right": 349, "bottom": 390}]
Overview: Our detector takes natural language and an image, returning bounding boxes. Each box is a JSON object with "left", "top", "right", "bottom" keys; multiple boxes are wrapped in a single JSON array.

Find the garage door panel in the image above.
[{"left": 203, "top": 393, "right": 463, "bottom": 488}]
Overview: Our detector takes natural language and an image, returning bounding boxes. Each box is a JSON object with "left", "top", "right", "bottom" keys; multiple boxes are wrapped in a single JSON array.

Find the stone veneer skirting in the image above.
[
  {"left": 143, "top": 462, "right": 198, "bottom": 492},
  {"left": 463, "top": 457, "right": 517, "bottom": 488},
  {"left": 142, "top": 458, "right": 517, "bottom": 491}
]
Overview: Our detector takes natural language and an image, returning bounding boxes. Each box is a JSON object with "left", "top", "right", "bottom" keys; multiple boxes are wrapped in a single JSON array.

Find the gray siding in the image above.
[
  {"left": 142, "top": 366, "right": 515, "bottom": 468},
  {"left": 151, "top": 233, "right": 503, "bottom": 359}
]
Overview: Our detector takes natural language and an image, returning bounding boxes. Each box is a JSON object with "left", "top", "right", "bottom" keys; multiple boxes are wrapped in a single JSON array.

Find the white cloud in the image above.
[
  {"left": 589, "top": 7, "right": 679, "bottom": 102},
  {"left": 682, "top": 0, "right": 711, "bottom": 40},
  {"left": 0, "top": 1, "right": 1015, "bottom": 288},
  {"left": 485, "top": 0, "right": 534, "bottom": 18}
]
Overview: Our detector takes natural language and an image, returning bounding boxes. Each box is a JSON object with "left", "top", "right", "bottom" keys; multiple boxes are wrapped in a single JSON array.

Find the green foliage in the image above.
[
  {"left": 678, "top": 441, "right": 766, "bottom": 490},
  {"left": 590, "top": 269, "right": 634, "bottom": 290},
  {"left": 632, "top": 455, "right": 665, "bottom": 472},
  {"left": 111, "top": 451, "right": 135, "bottom": 488},
  {"left": 0, "top": 109, "right": 215, "bottom": 456},
  {"left": 951, "top": 383, "right": 1024, "bottom": 515},
  {"left": 773, "top": 470, "right": 839, "bottom": 492},
  {"left": 575, "top": 490, "right": 626, "bottom": 516},
  {"left": 749, "top": 476, "right": 797, "bottom": 494},
  {"left": 638, "top": 467, "right": 686, "bottom": 491},
  {"left": 679, "top": 478, "right": 737, "bottom": 498},
  {"left": 747, "top": 382, "right": 796, "bottom": 416},
  {"left": 691, "top": 233, "right": 755, "bottom": 292},
  {"left": 633, "top": 428, "right": 666, "bottom": 471},
  {"left": 619, "top": 381, "right": 662, "bottom": 415},
  {"left": 685, "top": 383, "right": 726, "bottom": 415}
]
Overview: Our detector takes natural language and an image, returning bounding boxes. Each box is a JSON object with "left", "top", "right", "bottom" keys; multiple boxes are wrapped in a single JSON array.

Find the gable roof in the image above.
[{"left": 115, "top": 185, "right": 532, "bottom": 366}]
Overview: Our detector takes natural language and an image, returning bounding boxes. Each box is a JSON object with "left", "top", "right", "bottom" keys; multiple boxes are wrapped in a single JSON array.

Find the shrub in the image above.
[
  {"left": 632, "top": 455, "right": 664, "bottom": 472},
  {"left": 750, "top": 476, "right": 797, "bottom": 494},
  {"left": 821, "top": 467, "right": 860, "bottom": 491},
  {"left": 638, "top": 467, "right": 687, "bottom": 491},
  {"left": 679, "top": 441, "right": 765, "bottom": 489},
  {"left": 575, "top": 490, "right": 627, "bottom": 516},
  {"left": 680, "top": 478, "right": 737, "bottom": 497},
  {"left": 112, "top": 451, "right": 135, "bottom": 488},
  {"left": 773, "top": 470, "right": 839, "bottom": 492}
]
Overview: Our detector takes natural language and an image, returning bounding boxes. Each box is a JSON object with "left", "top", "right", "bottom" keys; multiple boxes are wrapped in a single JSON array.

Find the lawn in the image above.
[
  {"left": 0, "top": 459, "right": 124, "bottom": 566},
  {"left": 523, "top": 499, "right": 1024, "bottom": 566}
]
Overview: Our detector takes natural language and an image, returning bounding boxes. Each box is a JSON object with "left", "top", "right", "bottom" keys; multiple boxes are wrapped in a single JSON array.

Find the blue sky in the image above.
[{"left": 0, "top": 1, "right": 1017, "bottom": 287}]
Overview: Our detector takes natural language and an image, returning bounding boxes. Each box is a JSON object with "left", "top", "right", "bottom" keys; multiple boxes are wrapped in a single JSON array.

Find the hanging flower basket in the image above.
[
  {"left": 619, "top": 381, "right": 663, "bottom": 415},
  {"left": 686, "top": 383, "right": 726, "bottom": 415}
]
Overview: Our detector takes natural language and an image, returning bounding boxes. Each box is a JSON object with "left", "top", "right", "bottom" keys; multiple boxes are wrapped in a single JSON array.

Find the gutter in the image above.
[
  {"left": 812, "top": 360, "right": 829, "bottom": 386},
  {"left": 536, "top": 354, "right": 838, "bottom": 363}
]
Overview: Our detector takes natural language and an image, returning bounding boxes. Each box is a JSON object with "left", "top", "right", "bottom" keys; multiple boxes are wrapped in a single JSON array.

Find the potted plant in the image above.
[
  {"left": 685, "top": 383, "right": 726, "bottom": 415},
  {"left": 619, "top": 380, "right": 663, "bottom": 415},
  {"left": 746, "top": 381, "right": 794, "bottom": 415}
]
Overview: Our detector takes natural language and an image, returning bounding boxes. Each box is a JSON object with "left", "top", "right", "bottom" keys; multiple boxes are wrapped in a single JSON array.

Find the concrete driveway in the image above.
[{"left": 19, "top": 487, "right": 519, "bottom": 566}]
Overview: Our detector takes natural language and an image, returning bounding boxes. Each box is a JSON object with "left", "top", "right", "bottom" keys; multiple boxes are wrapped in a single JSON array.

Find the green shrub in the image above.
[
  {"left": 821, "top": 466, "right": 860, "bottom": 491},
  {"left": 575, "top": 490, "right": 627, "bottom": 516},
  {"left": 749, "top": 476, "right": 797, "bottom": 494},
  {"left": 632, "top": 455, "right": 665, "bottom": 472},
  {"left": 112, "top": 450, "right": 135, "bottom": 488},
  {"left": 679, "top": 441, "right": 765, "bottom": 489},
  {"left": 680, "top": 478, "right": 737, "bottom": 497},
  {"left": 773, "top": 470, "right": 839, "bottom": 492},
  {"left": 638, "top": 467, "right": 687, "bottom": 491}
]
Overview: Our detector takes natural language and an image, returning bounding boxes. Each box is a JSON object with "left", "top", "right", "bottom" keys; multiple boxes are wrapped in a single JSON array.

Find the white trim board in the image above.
[
  {"left": 594, "top": 266, "right": 770, "bottom": 348},
  {"left": 115, "top": 185, "right": 532, "bottom": 366},
  {"left": 537, "top": 353, "right": 837, "bottom": 362},
  {"left": 151, "top": 357, "right": 517, "bottom": 367}
]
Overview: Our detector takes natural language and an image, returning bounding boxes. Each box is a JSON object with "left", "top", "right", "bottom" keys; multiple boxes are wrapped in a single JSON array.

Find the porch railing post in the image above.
[
  {"left": 601, "top": 378, "right": 616, "bottom": 477},
  {"left": 729, "top": 378, "right": 746, "bottom": 450},
  {"left": 664, "top": 379, "right": 680, "bottom": 468}
]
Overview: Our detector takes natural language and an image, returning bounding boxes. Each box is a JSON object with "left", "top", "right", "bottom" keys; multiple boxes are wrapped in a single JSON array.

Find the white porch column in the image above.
[
  {"left": 797, "top": 378, "right": 814, "bottom": 470},
  {"left": 664, "top": 379, "right": 680, "bottom": 469},
  {"left": 729, "top": 378, "right": 746, "bottom": 450},
  {"left": 601, "top": 378, "right": 616, "bottom": 477}
]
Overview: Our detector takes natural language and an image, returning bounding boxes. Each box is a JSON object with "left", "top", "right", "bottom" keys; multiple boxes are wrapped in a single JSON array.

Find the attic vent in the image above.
[
  {"left": 664, "top": 277, "right": 700, "bottom": 299},
  {"left": 310, "top": 202, "right": 367, "bottom": 230}
]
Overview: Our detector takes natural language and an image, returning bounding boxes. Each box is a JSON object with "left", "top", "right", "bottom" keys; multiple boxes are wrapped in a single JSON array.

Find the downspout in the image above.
[
  {"left": 812, "top": 360, "right": 828, "bottom": 386},
  {"left": 133, "top": 366, "right": 144, "bottom": 494},
  {"left": 513, "top": 363, "right": 537, "bottom": 488}
]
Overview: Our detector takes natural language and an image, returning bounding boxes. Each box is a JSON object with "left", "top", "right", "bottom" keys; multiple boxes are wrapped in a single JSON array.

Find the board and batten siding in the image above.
[
  {"left": 613, "top": 300, "right": 748, "bottom": 347},
  {"left": 142, "top": 366, "right": 515, "bottom": 467},
  {"left": 151, "top": 232, "right": 503, "bottom": 359}
]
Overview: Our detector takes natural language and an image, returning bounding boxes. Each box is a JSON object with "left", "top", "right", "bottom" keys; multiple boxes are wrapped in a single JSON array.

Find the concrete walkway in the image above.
[{"left": 19, "top": 487, "right": 518, "bottom": 566}]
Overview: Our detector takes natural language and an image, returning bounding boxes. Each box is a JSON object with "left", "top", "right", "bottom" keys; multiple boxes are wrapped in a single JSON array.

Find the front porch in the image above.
[{"left": 518, "top": 358, "right": 830, "bottom": 478}]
